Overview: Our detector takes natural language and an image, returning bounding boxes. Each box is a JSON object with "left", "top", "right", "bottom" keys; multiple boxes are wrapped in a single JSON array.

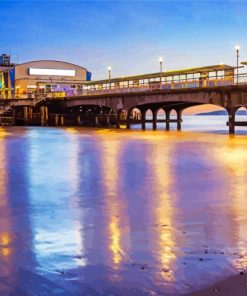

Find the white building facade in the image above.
[{"left": 0, "top": 59, "right": 92, "bottom": 99}]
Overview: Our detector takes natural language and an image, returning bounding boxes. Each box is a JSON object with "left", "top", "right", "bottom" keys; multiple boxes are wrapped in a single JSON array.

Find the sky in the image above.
[{"left": 1, "top": 0, "right": 247, "bottom": 80}]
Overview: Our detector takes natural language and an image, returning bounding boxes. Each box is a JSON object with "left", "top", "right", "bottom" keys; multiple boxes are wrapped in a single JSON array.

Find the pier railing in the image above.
[
  {"left": 66, "top": 73, "right": 247, "bottom": 98},
  {"left": 6, "top": 73, "right": 247, "bottom": 100}
]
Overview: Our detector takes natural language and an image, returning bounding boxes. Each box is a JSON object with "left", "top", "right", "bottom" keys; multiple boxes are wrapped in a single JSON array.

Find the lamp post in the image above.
[
  {"left": 159, "top": 57, "right": 163, "bottom": 82},
  {"left": 108, "top": 66, "right": 112, "bottom": 89},
  {"left": 235, "top": 44, "right": 240, "bottom": 85}
]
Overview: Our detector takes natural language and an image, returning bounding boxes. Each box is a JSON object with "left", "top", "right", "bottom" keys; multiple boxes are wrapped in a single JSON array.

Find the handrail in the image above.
[
  {"left": 1, "top": 73, "right": 247, "bottom": 101},
  {"left": 0, "top": 96, "right": 46, "bottom": 115},
  {"left": 65, "top": 73, "right": 247, "bottom": 97}
]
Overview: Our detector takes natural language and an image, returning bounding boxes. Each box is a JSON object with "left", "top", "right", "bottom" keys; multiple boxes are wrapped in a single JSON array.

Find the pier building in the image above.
[{"left": 0, "top": 55, "right": 92, "bottom": 99}]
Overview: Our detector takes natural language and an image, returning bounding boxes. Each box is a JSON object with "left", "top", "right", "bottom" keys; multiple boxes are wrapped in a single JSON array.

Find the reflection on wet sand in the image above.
[
  {"left": 0, "top": 130, "right": 14, "bottom": 294},
  {"left": 215, "top": 137, "right": 247, "bottom": 271},
  {"left": 27, "top": 128, "right": 86, "bottom": 273},
  {"left": 148, "top": 140, "right": 176, "bottom": 283},
  {"left": 97, "top": 135, "right": 130, "bottom": 275},
  {"left": 1, "top": 127, "right": 247, "bottom": 295}
]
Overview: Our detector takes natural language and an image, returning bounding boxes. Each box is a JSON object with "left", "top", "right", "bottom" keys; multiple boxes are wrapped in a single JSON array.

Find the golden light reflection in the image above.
[
  {"left": 0, "top": 131, "right": 8, "bottom": 208},
  {"left": 1, "top": 247, "right": 10, "bottom": 257},
  {"left": 0, "top": 232, "right": 11, "bottom": 257},
  {"left": 214, "top": 138, "right": 247, "bottom": 271},
  {"left": 0, "top": 133, "right": 12, "bottom": 258},
  {"left": 99, "top": 139, "right": 127, "bottom": 269},
  {"left": 1, "top": 233, "right": 10, "bottom": 246},
  {"left": 149, "top": 141, "right": 176, "bottom": 282},
  {"left": 65, "top": 127, "right": 79, "bottom": 134},
  {"left": 109, "top": 219, "right": 124, "bottom": 265}
]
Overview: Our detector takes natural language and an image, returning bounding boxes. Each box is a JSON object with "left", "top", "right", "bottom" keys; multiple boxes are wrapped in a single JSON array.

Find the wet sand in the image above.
[
  {"left": 1, "top": 126, "right": 247, "bottom": 295},
  {"left": 186, "top": 272, "right": 247, "bottom": 296}
]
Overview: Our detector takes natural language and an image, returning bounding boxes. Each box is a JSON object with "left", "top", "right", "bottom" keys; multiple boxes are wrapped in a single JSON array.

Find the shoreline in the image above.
[{"left": 185, "top": 272, "right": 247, "bottom": 296}]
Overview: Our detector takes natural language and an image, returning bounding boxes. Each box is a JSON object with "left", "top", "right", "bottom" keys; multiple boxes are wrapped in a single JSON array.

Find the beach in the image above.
[{"left": 186, "top": 272, "right": 247, "bottom": 296}]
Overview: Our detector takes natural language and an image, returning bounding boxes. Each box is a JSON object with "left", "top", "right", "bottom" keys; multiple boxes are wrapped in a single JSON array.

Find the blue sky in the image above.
[{"left": 1, "top": 1, "right": 247, "bottom": 79}]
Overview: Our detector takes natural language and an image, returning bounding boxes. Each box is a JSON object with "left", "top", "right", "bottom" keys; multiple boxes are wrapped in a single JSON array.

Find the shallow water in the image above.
[{"left": 0, "top": 117, "right": 247, "bottom": 295}]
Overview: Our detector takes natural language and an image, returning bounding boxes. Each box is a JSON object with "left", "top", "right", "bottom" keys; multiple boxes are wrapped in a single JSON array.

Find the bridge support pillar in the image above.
[
  {"left": 24, "top": 106, "right": 28, "bottom": 125},
  {"left": 126, "top": 109, "right": 131, "bottom": 129},
  {"left": 152, "top": 109, "right": 157, "bottom": 131},
  {"left": 95, "top": 116, "right": 99, "bottom": 126},
  {"left": 165, "top": 109, "right": 171, "bottom": 131},
  {"left": 23, "top": 106, "right": 33, "bottom": 125},
  {"left": 61, "top": 115, "right": 64, "bottom": 126},
  {"left": 228, "top": 109, "right": 236, "bottom": 134},
  {"left": 12, "top": 108, "right": 16, "bottom": 125},
  {"left": 141, "top": 120, "right": 145, "bottom": 130},
  {"left": 40, "top": 106, "right": 45, "bottom": 126},
  {"left": 77, "top": 115, "right": 81, "bottom": 125},
  {"left": 176, "top": 109, "right": 182, "bottom": 131},
  {"left": 60, "top": 115, "right": 64, "bottom": 126},
  {"left": 116, "top": 110, "right": 121, "bottom": 129},
  {"left": 55, "top": 114, "right": 59, "bottom": 126},
  {"left": 45, "top": 107, "right": 48, "bottom": 125},
  {"left": 226, "top": 107, "right": 237, "bottom": 134},
  {"left": 126, "top": 119, "right": 130, "bottom": 129},
  {"left": 141, "top": 109, "right": 146, "bottom": 130},
  {"left": 29, "top": 107, "right": 33, "bottom": 120},
  {"left": 106, "top": 115, "right": 110, "bottom": 126}
]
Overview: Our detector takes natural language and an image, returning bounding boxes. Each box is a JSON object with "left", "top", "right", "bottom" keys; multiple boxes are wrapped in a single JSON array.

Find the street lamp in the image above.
[
  {"left": 159, "top": 57, "right": 163, "bottom": 82},
  {"left": 108, "top": 66, "right": 112, "bottom": 89},
  {"left": 235, "top": 44, "right": 240, "bottom": 85}
]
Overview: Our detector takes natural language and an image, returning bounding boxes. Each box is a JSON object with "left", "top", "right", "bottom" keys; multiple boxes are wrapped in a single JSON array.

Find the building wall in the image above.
[{"left": 14, "top": 60, "right": 91, "bottom": 98}]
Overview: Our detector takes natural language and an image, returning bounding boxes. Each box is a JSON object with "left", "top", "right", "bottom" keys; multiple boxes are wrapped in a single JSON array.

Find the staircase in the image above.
[
  {"left": 0, "top": 96, "right": 46, "bottom": 116},
  {"left": 0, "top": 101, "right": 16, "bottom": 115}
]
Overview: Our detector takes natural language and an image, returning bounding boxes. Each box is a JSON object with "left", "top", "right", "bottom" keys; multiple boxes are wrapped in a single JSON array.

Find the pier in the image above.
[{"left": 0, "top": 64, "right": 247, "bottom": 134}]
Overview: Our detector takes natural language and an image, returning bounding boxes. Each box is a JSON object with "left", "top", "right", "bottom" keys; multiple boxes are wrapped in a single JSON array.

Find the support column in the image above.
[
  {"left": 95, "top": 116, "right": 99, "bottom": 126},
  {"left": 126, "top": 117, "right": 130, "bottom": 129},
  {"left": 126, "top": 109, "right": 132, "bottom": 129},
  {"left": 152, "top": 109, "right": 157, "bottom": 131},
  {"left": 61, "top": 115, "right": 64, "bottom": 126},
  {"left": 12, "top": 108, "right": 16, "bottom": 125},
  {"left": 227, "top": 108, "right": 236, "bottom": 134},
  {"left": 141, "top": 109, "right": 146, "bottom": 130},
  {"left": 116, "top": 110, "right": 121, "bottom": 129},
  {"left": 77, "top": 115, "right": 81, "bottom": 126},
  {"left": 176, "top": 109, "right": 182, "bottom": 131},
  {"left": 45, "top": 107, "right": 48, "bottom": 125},
  {"left": 40, "top": 106, "right": 45, "bottom": 126},
  {"left": 106, "top": 115, "right": 110, "bottom": 126},
  {"left": 24, "top": 106, "right": 28, "bottom": 125},
  {"left": 165, "top": 109, "right": 171, "bottom": 131},
  {"left": 55, "top": 114, "right": 59, "bottom": 126},
  {"left": 25, "top": 107, "right": 33, "bottom": 125}
]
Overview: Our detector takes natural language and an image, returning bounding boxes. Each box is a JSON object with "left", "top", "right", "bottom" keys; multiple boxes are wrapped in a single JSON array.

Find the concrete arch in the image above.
[
  {"left": 145, "top": 108, "right": 153, "bottom": 120},
  {"left": 132, "top": 107, "right": 142, "bottom": 120},
  {"left": 182, "top": 103, "right": 238, "bottom": 133},
  {"left": 170, "top": 109, "right": 177, "bottom": 117},
  {"left": 183, "top": 103, "right": 227, "bottom": 116},
  {"left": 154, "top": 108, "right": 167, "bottom": 130},
  {"left": 156, "top": 108, "right": 166, "bottom": 118},
  {"left": 127, "top": 106, "right": 145, "bottom": 130},
  {"left": 235, "top": 105, "right": 247, "bottom": 115},
  {"left": 232, "top": 106, "right": 247, "bottom": 133}
]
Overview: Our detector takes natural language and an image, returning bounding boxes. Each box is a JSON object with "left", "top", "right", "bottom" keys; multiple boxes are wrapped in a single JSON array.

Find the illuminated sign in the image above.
[{"left": 29, "top": 68, "right": 76, "bottom": 77}]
